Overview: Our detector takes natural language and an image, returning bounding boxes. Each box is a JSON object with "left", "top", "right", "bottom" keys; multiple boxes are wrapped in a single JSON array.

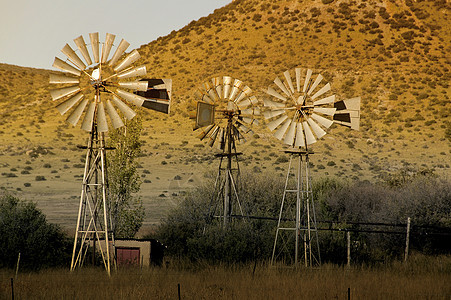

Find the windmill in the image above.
[
  {"left": 50, "top": 32, "right": 171, "bottom": 274},
  {"left": 263, "top": 67, "right": 360, "bottom": 266},
  {"left": 191, "top": 76, "right": 260, "bottom": 228}
]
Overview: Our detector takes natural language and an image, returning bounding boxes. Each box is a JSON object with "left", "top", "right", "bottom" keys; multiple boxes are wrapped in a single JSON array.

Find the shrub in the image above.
[
  {"left": 155, "top": 170, "right": 450, "bottom": 264},
  {"left": 0, "top": 194, "right": 71, "bottom": 270}
]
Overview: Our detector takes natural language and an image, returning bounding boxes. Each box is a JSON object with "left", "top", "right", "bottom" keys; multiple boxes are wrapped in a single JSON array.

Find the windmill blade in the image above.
[
  {"left": 283, "top": 119, "right": 297, "bottom": 146},
  {"left": 207, "top": 126, "right": 220, "bottom": 147},
  {"left": 208, "top": 87, "right": 220, "bottom": 102},
  {"left": 313, "top": 107, "right": 336, "bottom": 116},
  {"left": 274, "top": 77, "right": 291, "bottom": 97},
  {"left": 105, "top": 99, "right": 124, "bottom": 129},
  {"left": 263, "top": 109, "right": 285, "bottom": 120},
  {"left": 111, "top": 94, "right": 136, "bottom": 120},
  {"left": 66, "top": 98, "right": 88, "bottom": 126},
  {"left": 52, "top": 57, "right": 81, "bottom": 76},
  {"left": 237, "top": 95, "right": 258, "bottom": 109},
  {"left": 236, "top": 98, "right": 251, "bottom": 109},
  {"left": 197, "top": 124, "right": 214, "bottom": 140},
  {"left": 294, "top": 122, "right": 305, "bottom": 147},
  {"left": 96, "top": 102, "right": 108, "bottom": 132},
  {"left": 89, "top": 32, "right": 100, "bottom": 63},
  {"left": 73, "top": 35, "right": 92, "bottom": 66},
  {"left": 61, "top": 44, "right": 86, "bottom": 70},
  {"left": 241, "top": 117, "right": 257, "bottom": 125},
  {"left": 56, "top": 92, "right": 83, "bottom": 115},
  {"left": 302, "top": 121, "right": 317, "bottom": 145},
  {"left": 50, "top": 85, "right": 80, "bottom": 101},
  {"left": 263, "top": 98, "right": 285, "bottom": 109},
  {"left": 109, "top": 38, "right": 130, "bottom": 67},
  {"left": 236, "top": 121, "right": 253, "bottom": 135},
  {"left": 307, "top": 74, "right": 323, "bottom": 95},
  {"left": 303, "top": 69, "right": 312, "bottom": 93},
  {"left": 267, "top": 114, "right": 288, "bottom": 131},
  {"left": 227, "top": 101, "right": 234, "bottom": 111},
  {"left": 283, "top": 70, "right": 295, "bottom": 94},
  {"left": 240, "top": 107, "right": 259, "bottom": 117},
  {"left": 313, "top": 95, "right": 335, "bottom": 105},
  {"left": 266, "top": 86, "right": 287, "bottom": 102},
  {"left": 116, "top": 89, "right": 146, "bottom": 107},
  {"left": 274, "top": 119, "right": 291, "bottom": 140},
  {"left": 229, "top": 79, "right": 243, "bottom": 101},
  {"left": 223, "top": 76, "right": 232, "bottom": 99},
  {"left": 114, "top": 49, "right": 140, "bottom": 73},
  {"left": 232, "top": 125, "right": 246, "bottom": 143},
  {"left": 311, "top": 113, "right": 334, "bottom": 129},
  {"left": 101, "top": 33, "right": 115, "bottom": 63},
  {"left": 249, "top": 95, "right": 258, "bottom": 105},
  {"left": 49, "top": 73, "right": 79, "bottom": 84},
  {"left": 195, "top": 90, "right": 213, "bottom": 104},
  {"left": 117, "top": 65, "right": 146, "bottom": 79},
  {"left": 295, "top": 68, "right": 301, "bottom": 92},
  {"left": 307, "top": 117, "right": 326, "bottom": 139},
  {"left": 81, "top": 101, "right": 96, "bottom": 132},
  {"left": 311, "top": 82, "right": 330, "bottom": 100},
  {"left": 212, "top": 78, "right": 222, "bottom": 100},
  {"left": 235, "top": 85, "right": 252, "bottom": 103},
  {"left": 118, "top": 81, "right": 148, "bottom": 91}
]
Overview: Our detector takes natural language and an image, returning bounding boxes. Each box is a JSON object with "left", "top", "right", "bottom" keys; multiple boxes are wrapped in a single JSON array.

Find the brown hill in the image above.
[{"left": 0, "top": 0, "right": 449, "bottom": 230}]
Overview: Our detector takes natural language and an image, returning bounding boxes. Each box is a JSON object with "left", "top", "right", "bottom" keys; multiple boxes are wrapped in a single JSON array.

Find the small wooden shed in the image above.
[{"left": 114, "top": 239, "right": 165, "bottom": 268}]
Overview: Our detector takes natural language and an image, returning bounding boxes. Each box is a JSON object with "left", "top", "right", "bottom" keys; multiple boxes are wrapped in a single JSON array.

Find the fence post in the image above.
[
  {"left": 15, "top": 253, "right": 20, "bottom": 279},
  {"left": 11, "top": 278, "right": 14, "bottom": 300},
  {"left": 347, "top": 231, "right": 351, "bottom": 267},
  {"left": 404, "top": 217, "right": 411, "bottom": 262}
]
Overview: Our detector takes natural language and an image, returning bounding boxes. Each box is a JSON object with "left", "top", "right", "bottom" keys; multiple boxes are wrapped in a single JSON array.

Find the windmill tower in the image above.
[
  {"left": 263, "top": 68, "right": 360, "bottom": 267},
  {"left": 50, "top": 33, "right": 171, "bottom": 274},
  {"left": 191, "top": 76, "right": 260, "bottom": 228}
]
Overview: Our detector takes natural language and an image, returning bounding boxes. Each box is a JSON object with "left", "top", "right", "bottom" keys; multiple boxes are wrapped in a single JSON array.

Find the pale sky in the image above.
[{"left": 0, "top": 0, "right": 231, "bottom": 69}]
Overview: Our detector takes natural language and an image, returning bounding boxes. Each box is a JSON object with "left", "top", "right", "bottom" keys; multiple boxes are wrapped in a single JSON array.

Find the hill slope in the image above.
[{"left": 0, "top": 0, "right": 449, "bottom": 230}]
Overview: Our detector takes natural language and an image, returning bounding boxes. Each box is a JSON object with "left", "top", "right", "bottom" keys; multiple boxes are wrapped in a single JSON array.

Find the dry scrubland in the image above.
[
  {"left": 1, "top": 255, "right": 450, "bottom": 299},
  {"left": 0, "top": 0, "right": 450, "bottom": 231}
]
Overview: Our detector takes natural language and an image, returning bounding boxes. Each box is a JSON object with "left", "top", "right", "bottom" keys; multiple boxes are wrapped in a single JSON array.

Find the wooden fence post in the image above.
[
  {"left": 404, "top": 217, "right": 411, "bottom": 262},
  {"left": 11, "top": 278, "right": 14, "bottom": 300},
  {"left": 15, "top": 253, "right": 20, "bottom": 279}
]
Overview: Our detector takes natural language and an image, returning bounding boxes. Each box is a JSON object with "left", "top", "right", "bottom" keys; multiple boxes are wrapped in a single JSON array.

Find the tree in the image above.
[
  {"left": 0, "top": 193, "right": 71, "bottom": 270},
  {"left": 107, "top": 116, "right": 145, "bottom": 238}
]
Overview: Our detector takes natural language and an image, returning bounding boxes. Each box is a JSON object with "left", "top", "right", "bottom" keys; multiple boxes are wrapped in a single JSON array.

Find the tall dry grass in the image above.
[{"left": 1, "top": 254, "right": 450, "bottom": 299}]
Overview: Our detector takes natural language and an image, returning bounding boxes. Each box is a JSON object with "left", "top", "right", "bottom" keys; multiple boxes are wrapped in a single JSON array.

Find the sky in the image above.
[{"left": 0, "top": 0, "right": 231, "bottom": 70}]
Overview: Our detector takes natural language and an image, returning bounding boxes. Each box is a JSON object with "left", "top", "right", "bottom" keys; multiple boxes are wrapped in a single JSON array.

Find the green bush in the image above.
[{"left": 0, "top": 194, "right": 71, "bottom": 270}]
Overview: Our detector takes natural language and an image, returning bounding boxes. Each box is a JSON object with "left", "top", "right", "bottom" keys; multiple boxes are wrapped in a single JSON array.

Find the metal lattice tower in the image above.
[
  {"left": 71, "top": 123, "right": 113, "bottom": 274},
  {"left": 271, "top": 150, "right": 320, "bottom": 267}
]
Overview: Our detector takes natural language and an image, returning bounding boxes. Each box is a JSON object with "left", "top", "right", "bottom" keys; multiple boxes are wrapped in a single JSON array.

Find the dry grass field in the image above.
[
  {"left": 1, "top": 254, "right": 450, "bottom": 299},
  {"left": 0, "top": 0, "right": 449, "bottom": 232}
]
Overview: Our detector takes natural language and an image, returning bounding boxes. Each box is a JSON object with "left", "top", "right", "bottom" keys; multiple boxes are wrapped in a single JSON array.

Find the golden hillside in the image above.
[{"left": 0, "top": 0, "right": 449, "bottom": 229}]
